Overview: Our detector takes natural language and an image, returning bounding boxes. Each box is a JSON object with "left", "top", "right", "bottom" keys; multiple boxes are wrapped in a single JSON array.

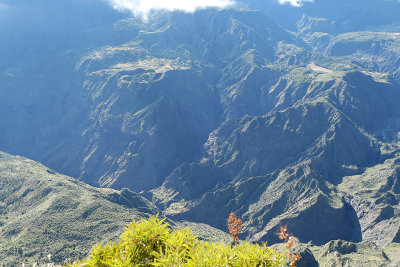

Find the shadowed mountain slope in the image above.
[
  {"left": 155, "top": 68, "right": 400, "bottom": 245},
  {"left": 0, "top": 8, "right": 308, "bottom": 192}
]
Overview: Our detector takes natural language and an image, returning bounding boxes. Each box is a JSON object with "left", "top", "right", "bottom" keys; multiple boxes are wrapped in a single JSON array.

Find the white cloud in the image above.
[
  {"left": 278, "top": 0, "right": 313, "bottom": 7},
  {"left": 107, "top": 0, "right": 235, "bottom": 19}
]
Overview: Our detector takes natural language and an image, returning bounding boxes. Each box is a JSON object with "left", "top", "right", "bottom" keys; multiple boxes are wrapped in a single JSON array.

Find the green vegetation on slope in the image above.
[
  {"left": 0, "top": 151, "right": 157, "bottom": 265},
  {"left": 69, "top": 215, "right": 284, "bottom": 266}
]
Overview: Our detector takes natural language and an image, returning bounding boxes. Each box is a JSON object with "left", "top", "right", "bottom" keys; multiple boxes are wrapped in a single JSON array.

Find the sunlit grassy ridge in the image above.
[
  {"left": 0, "top": 151, "right": 157, "bottom": 265},
  {"left": 69, "top": 215, "right": 284, "bottom": 266}
]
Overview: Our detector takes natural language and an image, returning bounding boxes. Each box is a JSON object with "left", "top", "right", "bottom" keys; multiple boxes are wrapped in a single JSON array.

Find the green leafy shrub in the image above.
[{"left": 68, "top": 215, "right": 284, "bottom": 266}]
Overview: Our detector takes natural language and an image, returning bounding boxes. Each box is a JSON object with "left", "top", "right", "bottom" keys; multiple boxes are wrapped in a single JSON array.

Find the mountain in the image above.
[
  {"left": 0, "top": 7, "right": 308, "bottom": 191},
  {"left": 240, "top": 0, "right": 400, "bottom": 33},
  {"left": 0, "top": 0, "right": 132, "bottom": 176},
  {"left": 71, "top": 9, "right": 308, "bottom": 191},
  {"left": 305, "top": 31, "right": 400, "bottom": 84},
  {"left": 0, "top": 151, "right": 156, "bottom": 265},
  {"left": 156, "top": 68, "right": 400, "bottom": 245},
  {"left": 2, "top": 0, "right": 400, "bottom": 265},
  {"left": 0, "top": 151, "right": 230, "bottom": 265}
]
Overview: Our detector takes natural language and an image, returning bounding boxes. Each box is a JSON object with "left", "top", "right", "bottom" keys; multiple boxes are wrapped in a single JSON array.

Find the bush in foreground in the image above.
[{"left": 68, "top": 215, "right": 285, "bottom": 266}]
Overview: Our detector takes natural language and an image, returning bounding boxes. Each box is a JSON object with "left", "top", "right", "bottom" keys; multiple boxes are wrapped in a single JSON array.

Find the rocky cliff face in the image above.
[
  {"left": 316, "top": 32, "right": 400, "bottom": 83},
  {"left": 157, "top": 68, "right": 400, "bottom": 245},
  {"left": 0, "top": 9, "right": 307, "bottom": 191}
]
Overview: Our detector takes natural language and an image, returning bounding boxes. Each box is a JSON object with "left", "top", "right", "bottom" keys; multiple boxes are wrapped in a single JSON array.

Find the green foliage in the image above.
[{"left": 68, "top": 215, "right": 284, "bottom": 267}]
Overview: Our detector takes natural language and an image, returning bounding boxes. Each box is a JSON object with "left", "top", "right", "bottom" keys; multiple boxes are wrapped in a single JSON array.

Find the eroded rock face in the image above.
[
  {"left": 295, "top": 247, "right": 319, "bottom": 267},
  {"left": 338, "top": 159, "right": 400, "bottom": 247},
  {"left": 158, "top": 68, "right": 400, "bottom": 244},
  {"left": 254, "top": 195, "right": 362, "bottom": 246},
  {"left": 1, "top": 8, "right": 307, "bottom": 192},
  {"left": 318, "top": 240, "right": 391, "bottom": 266}
]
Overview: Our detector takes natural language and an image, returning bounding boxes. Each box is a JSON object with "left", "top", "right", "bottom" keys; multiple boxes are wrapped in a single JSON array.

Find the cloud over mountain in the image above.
[
  {"left": 106, "top": 0, "right": 235, "bottom": 18},
  {"left": 278, "top": 0, "right": 313, "bottom": 7}
]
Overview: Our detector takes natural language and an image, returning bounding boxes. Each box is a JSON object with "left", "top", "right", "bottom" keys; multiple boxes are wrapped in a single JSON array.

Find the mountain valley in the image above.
[{"left": 1, "top": 0, "right": 400, "bottom": 265}]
